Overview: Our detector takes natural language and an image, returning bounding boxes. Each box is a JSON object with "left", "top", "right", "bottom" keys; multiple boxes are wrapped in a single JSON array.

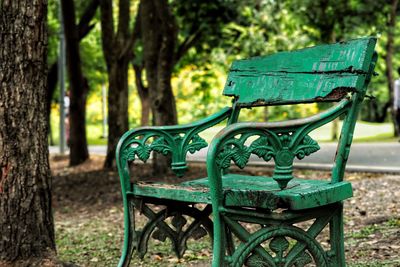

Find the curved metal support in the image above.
[
  {"left": 231, "top": 225, "right": 328, "bottom": 267},
  {"left": 207, "top": 99, "right": 351, "bottom": 190},
  {"left": 117, "top": 107, "right": 231, "bottom": 180},
  {"left": 117, "top": 199, "right": 136, "bottom": 267}
]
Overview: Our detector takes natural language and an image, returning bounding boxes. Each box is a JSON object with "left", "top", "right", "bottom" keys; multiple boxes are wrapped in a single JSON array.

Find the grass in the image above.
[
  {"left": 55, "top": 212, "right": 400, "bottom": 267},
  {"left": 348, "top": 224, "right": 380, "bottom": 239},
  {"left": 56, "top": 219, "right": 121, "bottom": 266},
  {"left": 55, "top": 210, "right": 212, "bottom": 267}
]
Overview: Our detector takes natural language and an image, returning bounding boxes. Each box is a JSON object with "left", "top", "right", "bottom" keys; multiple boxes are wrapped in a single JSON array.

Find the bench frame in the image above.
[{"left": 116, "top": 37, "right": 377, "bottom": 267}]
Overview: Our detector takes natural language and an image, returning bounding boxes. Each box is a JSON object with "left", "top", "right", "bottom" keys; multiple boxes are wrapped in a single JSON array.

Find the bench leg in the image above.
[
  {"left": 117, "top": 199, "right": 136, "bottom": 267},
  {"left": 212, "top": 211, "right": 227, "bottom": 267},
  {"left": 330, "top": 203, "right": 346, "bottom": 267},
  {"left": 210, "top": 205, "right": 350, "bottom": 267},
  {"left": 119, "top": 199, "right": 214, "bottom": 265}
]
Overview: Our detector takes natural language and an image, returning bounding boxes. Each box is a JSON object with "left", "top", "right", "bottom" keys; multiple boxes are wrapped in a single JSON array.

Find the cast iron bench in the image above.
[{"left": 116, "top": 37, "right": 377, "bottom": 267}]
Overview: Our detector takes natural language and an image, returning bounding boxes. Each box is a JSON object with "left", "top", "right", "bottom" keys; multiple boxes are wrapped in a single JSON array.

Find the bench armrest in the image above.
[
  {"left": 116, "top": 107, "right": 232, "bottom": 189},
  {"left": 206, "top": 99, "right": 351, "bottom": 192}
]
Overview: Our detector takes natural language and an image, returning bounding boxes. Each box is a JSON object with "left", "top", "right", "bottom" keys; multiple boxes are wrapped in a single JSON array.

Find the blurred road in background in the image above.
[{"left": 49, "top": 142, "right": 400, "bottom": 173}]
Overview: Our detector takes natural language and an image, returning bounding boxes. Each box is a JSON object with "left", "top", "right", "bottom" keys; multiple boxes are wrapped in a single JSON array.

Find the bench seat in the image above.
[{"left": 129, "top": 174, "right": 353, "bottom": 210}]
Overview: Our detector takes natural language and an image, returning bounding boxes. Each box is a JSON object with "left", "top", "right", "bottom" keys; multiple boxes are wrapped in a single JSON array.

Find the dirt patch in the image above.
[{"left": 51, "top": 155, "right": 400, "bottom": 266}]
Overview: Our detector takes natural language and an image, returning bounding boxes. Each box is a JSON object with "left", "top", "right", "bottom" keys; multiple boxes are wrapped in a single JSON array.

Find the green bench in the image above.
[{"left": 116, "top": 37, "right": 377, "bottom": 267}]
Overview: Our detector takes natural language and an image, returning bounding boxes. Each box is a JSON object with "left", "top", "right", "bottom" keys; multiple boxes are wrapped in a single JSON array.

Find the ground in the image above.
[{"left": 51, "top": 155, "right": 400, "bottom": 267}]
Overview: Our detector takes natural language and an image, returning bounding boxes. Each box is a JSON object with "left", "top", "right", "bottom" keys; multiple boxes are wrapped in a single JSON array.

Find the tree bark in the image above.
[
  {"left": 61, "top": 0, "right": 90, "bottom": 166},
  {"left": 0, "top": 0, "right": 56, "bottom": 264},
  {"left": 100, "top": 0, "right": 136, "bottom": 168},
  {"left": 385, "top": 0, "right": 399, "bottom": 136},
  {"left": 140, "top": 0, "right": 178, "bottom": 175},
  {"left": 133, "top": 64, "right": 151, "bottom": 126}
]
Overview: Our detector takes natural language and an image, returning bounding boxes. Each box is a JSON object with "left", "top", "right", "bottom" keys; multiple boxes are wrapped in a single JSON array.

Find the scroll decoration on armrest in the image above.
[
  {"left": 121, "top": 131, "right": 208, "bottom": 177},
  {"left": 215, "top": 130, "right": 320, "bottom": 189}
]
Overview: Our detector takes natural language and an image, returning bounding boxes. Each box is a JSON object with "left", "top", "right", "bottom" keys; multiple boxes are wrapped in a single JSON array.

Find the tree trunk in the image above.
[
  {"left": 46, "top": 0, "right": 99, "bottom": 150},
  {"left": 100, "top": 0, "right": 134, "bottom": 168},
  {"left": 385, "top": 0, "right": 399, "bottom": 136},
  {"left": 133, "top": 64, "right": 151, "bottom": 126},
  {"left": 0, "top": 0, "right": 56, "bottom": 264},
  {"left": 103, "top": 62, "right": 129, "bottom": 168},
  {"left": 140, "top": 0, "right": 178, "bottom": 175},
  {"left": 61, "top": 0, "right": 90, "bottom": 166}
]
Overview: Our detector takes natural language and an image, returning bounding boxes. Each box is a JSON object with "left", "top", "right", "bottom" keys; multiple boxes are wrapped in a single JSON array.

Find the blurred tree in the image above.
[
  {"left": 139, "top": 0, "right": 178, "bottom": 174},
  {"left": 133, "top": 63, "right": 150, "bottom": 126},
  {"left": 0, "top": 0, "right": 57, "bottom": 265},
  {"left": 61, "top": 0, "right": 100, "bottom": 166},
  {"left": 100, "top": 0, "right": 139, "bottom": 168},
  {"left": 135, "top": 0, "right": 239, "bottom": 174},
  {"left": 140, "top": 0, "right": 177, "bottom": 124},
  {"left": 384, "top": 0, "right": 399, "bottom": 136},
  {"left": 47, "top": 0, "right": 99, "bottom": 149}
]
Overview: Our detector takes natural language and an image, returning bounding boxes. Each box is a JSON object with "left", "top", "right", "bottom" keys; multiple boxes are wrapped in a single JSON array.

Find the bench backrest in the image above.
[
  {"left": 115, "top": 37, "right": 377, "bottom": 191},
  {"left": 217, "top": 37, "right": 377, "bottom": 188},
  {"left": 224, "top": 37, "right": 376, "bottom": 107}
]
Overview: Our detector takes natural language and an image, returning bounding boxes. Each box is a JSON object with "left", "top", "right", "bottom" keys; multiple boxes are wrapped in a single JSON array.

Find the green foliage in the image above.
[
  {"left": 173, "top": 64, "right": 231, "bottom": 123},
  {"left": 172, "top": 0, "right": 240, "bottom": 67},
  {"left": 221, "top": 1, "right": 311, "bottom": 57},
  {"left": 48, "top": 0, "right": 60, "bottom": 65},
  {"left": 80, "top": 22, "right": 107, "bottom": 92},
  {"left": 47, "top": 0, "right": 399, "bottom": 130}
]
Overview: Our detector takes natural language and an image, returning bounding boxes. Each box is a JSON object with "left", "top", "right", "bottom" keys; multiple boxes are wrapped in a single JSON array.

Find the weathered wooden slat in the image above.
[
  {"left": 223, "top": 37, "right": 377, "bottom": 105},
  {"left": 228, "top": 73, "right": 362, "bottom": 105},
  {"left": 131, "top": 174, "right": 353, "bottom": 210},
  {"left": 131, "top": 182, "right": 211, "bottom": 204}
]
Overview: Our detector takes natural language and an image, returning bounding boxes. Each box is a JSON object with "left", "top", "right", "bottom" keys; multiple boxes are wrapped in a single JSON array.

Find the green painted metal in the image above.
[
  {"left": 115, "top": 37, "right": 378, "bottom": 267},
  {"left": 207, "top": 37, "right": 377, "bottom": 267},
  {"left": 115, "top": 107, "right": 231, "bottom": 267},
  {"left": 210, "top": 98, "right": 351, "bottom": 189},
  {"left": 119, "top": 106, "right": 232, "bottom": 178},
  {"left": 132, "top": 202, "right": 212, "bottom": 259},
  {"left": 332, "top": 51, "right": 378, "bottom": 183}
]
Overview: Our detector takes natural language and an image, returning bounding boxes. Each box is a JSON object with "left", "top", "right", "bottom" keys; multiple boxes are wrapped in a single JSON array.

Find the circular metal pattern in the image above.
[
  {"left": 275, "top": 149, "right": 294, "bottom": 166},
  {"left": 232, "top": 225, "right": 328, "bottom": 267}
]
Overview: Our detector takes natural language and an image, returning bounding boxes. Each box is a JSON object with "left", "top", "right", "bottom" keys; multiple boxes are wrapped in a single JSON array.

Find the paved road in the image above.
[{"left": 50, "top": 142, "right": 400, "bottom": 173}]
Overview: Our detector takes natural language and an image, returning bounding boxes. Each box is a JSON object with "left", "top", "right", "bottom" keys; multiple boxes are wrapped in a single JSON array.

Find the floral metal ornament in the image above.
[{"left": 216, "top": 132, "right": 320, "bottom": 189}]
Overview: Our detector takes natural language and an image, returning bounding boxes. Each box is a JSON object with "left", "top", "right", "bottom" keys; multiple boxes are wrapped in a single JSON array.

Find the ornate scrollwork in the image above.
[
  {"left": 186, "top": 134, "right": 208, "bottom": 154},
  {"left": 216, "top": 135, "right": 274, "bottom": 169},
  {"left": 216, "top": 133, "right": 319, "bottom": 170},
  {"left": 294, "top": 135, "right": 320, "bottom": 160},
  {"left": 215, "top": 131, "right": 319, "bottom": 189},
  {"left": 121, "top": 133, "right": 207, "bottom": 176},
  {"left": 134, "top": 203, "right": 213, "bottom": 259},
  {"left": 232, "top": 226, "right": 328, "bottom": 267}
]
